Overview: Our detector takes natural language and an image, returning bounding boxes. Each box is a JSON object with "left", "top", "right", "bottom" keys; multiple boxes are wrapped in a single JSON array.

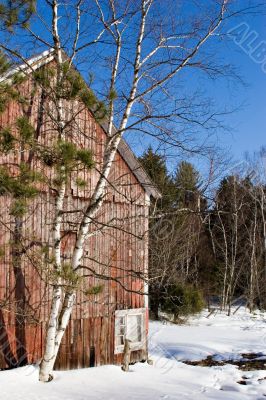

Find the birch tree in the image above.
[
  {"left": 210, "top": 176, "right": 248, "bottom": 313},
  {"left": 0, "top": 0, "right": 263, "bottom": 381},
  {"left": 244, "top": 148, "right": 266, "bottom": 309}
]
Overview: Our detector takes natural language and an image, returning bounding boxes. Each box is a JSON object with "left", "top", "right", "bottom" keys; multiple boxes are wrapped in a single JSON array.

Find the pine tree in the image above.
[
  {"left": 0, "top": 51, "right": 100, "bottom": 368},
  {"left": 210, "top": 175, "right": 262, "bottom": 312},
  {"left": 0, "top": 1, "right": 35, "bottom": 30},
  {"left": 139, "top": 146, "right": 176, "bottom": 211},
  {"left": 0, "top": 52, "right": 40, "bottom": 367},
  {"left": 175, "top": 161, "right": 200, "bottom": 207},
  {"left": 139, "top": 151, "right": 205, "bottom": 319},
  {"left": 139, "top": 149, "right": 176, "bottom": 318}
]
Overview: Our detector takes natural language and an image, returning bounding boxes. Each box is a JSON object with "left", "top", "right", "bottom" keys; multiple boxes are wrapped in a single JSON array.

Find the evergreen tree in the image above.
[
  {"left": 139, "top": 147, "right": 176, "bottom": 211},
  {"left": 139, "top": 151, "right": 205, "bottom": 319},
  {"left": 175, "top": 161, "right": 200, "bottom": 207},
  {"left": 0, "top": 53, "right": 98, "bottom": 367},
  {"left": 139, "top": 148, "right": 175, "bottom": 318},
  {"left": 0, "top": 52, "right": 39, "bottom": 367},
  {"left": 210, "top": 175, "right": 264, "bottom": 312},
  {"left": 0, "top": 1, "right": 35, "bottom": 30}
]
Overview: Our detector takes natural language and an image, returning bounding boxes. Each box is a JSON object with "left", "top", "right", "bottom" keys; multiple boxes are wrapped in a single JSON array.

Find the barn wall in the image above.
[{"left": 0, "top": 71, "right": 149, "bottom": 369}]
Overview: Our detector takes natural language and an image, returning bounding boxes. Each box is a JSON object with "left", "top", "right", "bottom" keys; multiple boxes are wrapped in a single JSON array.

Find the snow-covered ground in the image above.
[{"left": 1, "top": 308, "right": 266, "bottom": 399}]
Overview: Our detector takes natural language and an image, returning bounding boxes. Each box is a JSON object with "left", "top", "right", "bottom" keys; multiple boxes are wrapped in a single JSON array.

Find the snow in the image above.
[
  {"left": 0, "top": 49, "right": 54, "bottom": 83},
  {"left": 1, "top": 307, "right": 266, "bottom": 399},
  {"left": 149, "top": 308, "right": 266, "bottom": 362}
]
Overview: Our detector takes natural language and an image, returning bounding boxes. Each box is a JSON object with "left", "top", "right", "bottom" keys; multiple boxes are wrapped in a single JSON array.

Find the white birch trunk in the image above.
[
  {"left": 39, "top": 285, "right": 62, "bottom": 382},
  {"left": 38, "top": 0, "right": 231, "bottom": 381},
  {"left": 39, "top": 0, "right": 148, "bottom": 381},
  {"left": 39, "top": 0, "right": 66, "bottom": 382},
  {"left": 249, "top": 198, "right": 258, "bottom": 312},
  {"left": 218, "top": 211, "right": 228, "bottom": 310}
]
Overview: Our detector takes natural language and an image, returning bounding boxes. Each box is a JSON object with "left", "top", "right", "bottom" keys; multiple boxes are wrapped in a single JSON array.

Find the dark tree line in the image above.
[{"left": 139, "top": 148, "right": 266, "bottom": 319}]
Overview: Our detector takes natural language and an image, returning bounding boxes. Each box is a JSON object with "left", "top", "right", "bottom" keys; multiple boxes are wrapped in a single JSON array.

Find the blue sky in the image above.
[
  {"left": 205, "top": 11, "right": 266, "bottom": 161},
  {"left": 164, "top": 8, "right": 266, "bottom": 174},
  {"left": 123, "top": 4, "right": 266, "bottom": 169},
  {"left": 1, "top": 1, "right": 264, "bottom": 168}
]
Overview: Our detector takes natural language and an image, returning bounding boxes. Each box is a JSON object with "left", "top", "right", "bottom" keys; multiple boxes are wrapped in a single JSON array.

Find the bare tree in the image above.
[
  {"left": 244, "top": 149, "right": 266, "bottom": 309},
  {"left": 210, "top": 176, "right": 248, "bottom": 314},
  {"left": 0, "top": 0, "right": 263, "bottom": 381}
]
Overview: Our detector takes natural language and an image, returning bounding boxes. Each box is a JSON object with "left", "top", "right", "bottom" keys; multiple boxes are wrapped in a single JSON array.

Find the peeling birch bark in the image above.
[{"left": 38, "top": 0, "right": 231, "bottom": 382}]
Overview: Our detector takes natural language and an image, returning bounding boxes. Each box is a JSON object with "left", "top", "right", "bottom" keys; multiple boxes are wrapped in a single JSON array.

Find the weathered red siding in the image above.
[{"left": 0, "top": 70, "right": 149, "bottom": 369}]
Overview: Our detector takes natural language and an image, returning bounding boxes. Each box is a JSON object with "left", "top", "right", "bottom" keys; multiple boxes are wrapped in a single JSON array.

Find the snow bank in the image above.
[{"left": 0, "top": 307, "right": 266, "bottom": 400}]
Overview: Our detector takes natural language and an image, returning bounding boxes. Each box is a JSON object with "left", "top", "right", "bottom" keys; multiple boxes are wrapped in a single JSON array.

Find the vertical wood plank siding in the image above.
[{"left": 0, "top": 73, "right": 149, "bottom": 370}]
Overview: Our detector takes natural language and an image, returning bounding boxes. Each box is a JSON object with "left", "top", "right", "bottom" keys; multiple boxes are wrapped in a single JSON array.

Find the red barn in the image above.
[{"left": 0, "top": 50, "right": 160, "bottom": 370}]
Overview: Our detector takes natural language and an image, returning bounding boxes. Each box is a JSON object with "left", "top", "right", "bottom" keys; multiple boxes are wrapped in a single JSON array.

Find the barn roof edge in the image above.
[{"left": 1, "top": 49, "right": 161, "bottom": 199}]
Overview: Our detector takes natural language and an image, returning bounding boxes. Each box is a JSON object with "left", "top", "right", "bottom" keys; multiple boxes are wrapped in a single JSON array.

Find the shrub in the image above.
[{"left": 161, "top": 283, "right": 205, "bottom": 320}]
